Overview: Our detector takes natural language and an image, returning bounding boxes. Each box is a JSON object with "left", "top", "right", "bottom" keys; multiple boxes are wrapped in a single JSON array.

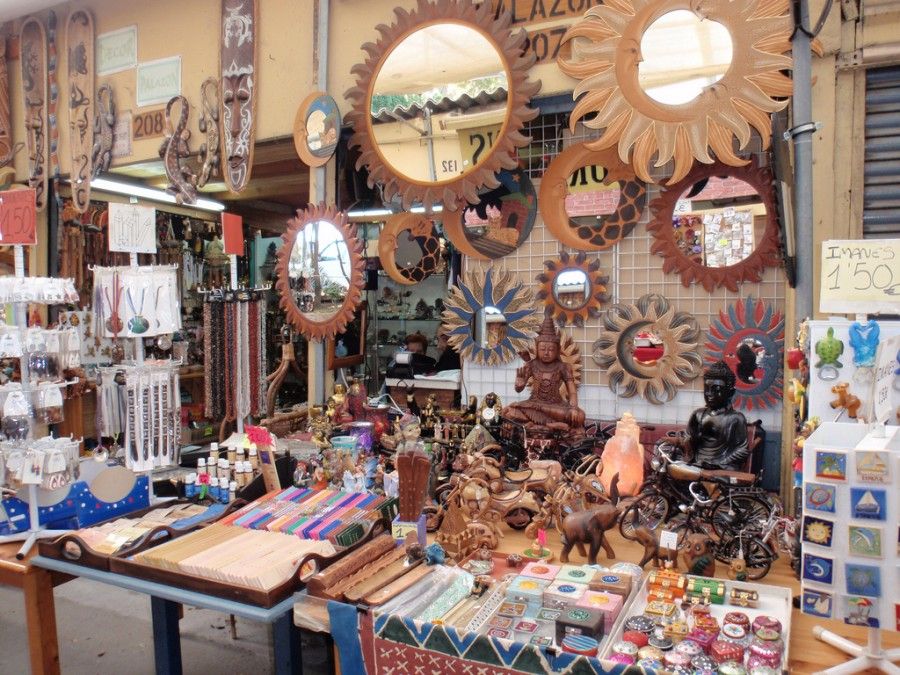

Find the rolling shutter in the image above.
[{"left": 864, "top": 66, "right": 900, "bottom": 238}]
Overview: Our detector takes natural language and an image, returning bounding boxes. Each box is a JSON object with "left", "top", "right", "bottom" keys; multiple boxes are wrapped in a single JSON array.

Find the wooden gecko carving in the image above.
[
  {"left": 197, "top": 77, "right": 220, "bottom": 188},
  {"left": 91, "top": 84, "right": 115, "bottom": 177},
  {"left": 159, "top": 95, "right": 197, "bottom": 205}
]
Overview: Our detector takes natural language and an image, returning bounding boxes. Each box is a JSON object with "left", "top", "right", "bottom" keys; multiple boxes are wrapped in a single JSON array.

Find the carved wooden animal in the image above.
[
  {"left": 633, "top": 525, "right": 677, "bottom": 569},
  {"left": 830, "top": 382, "right": 861, "bottom": 419},
  {"left": 682, "top": 532, "right": 716, "bottom": 577},
  {"left": 559, "top": 474, "right": 620, "bottom": 564}
]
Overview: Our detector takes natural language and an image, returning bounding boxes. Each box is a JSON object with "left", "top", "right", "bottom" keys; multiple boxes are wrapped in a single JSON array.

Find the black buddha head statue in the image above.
[{"left": 703, "top": 360, "right": 736, "bottom": 411}]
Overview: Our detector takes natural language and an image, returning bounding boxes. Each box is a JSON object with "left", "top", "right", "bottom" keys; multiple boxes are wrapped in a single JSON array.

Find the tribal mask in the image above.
[{"left": 220, "top": 0, "right": 257, "bottom": 192}]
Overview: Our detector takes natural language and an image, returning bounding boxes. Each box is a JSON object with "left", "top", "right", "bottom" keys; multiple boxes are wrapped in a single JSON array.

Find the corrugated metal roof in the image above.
[{"left": 371, "top": 88, "right": 508, "bottom": 123}]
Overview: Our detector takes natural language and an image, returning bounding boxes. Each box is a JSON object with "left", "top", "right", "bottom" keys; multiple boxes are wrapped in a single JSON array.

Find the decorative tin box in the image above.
[
  {"left": 589, "top": 571, "right": 633, "bottom": 598},
  {"left": 729, "top": 587, "right": 760, "bottom": 608},
  {"left": 575, "top": 591, "right": 623, "bottom": 631},
  {"left": 686, "top": 577, "right": 726, "bottom": 605},
  {"left": 544, "top": 580, "right": 588, "bottom": 606},
  {"left": 507, "top": 575, "right": 550, "bottom": 611},
  {"left": 647, "top": 569, "right": 686, "bottom": 598},
  {"left": 557, "top": 564, "right": 593, "bottom": 585},
  {"left": 520, "top": 562, "right": 560, "bottom": 581},
  {"left": 555, "top": 605, "right": 605, "bottom": 644}
]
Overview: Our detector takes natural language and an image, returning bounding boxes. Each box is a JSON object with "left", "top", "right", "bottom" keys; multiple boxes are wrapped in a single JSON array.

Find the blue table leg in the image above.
[
  {"left": 150, "top": 596, "right": 182, "bottom": 675},
  {"left": 272, "top": 609, "right": 302, "bottom": 675}
]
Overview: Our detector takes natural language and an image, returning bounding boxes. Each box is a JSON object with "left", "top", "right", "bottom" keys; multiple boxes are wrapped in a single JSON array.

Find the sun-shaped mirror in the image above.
[
  {"left": 345, "top": 0, "right": 541, "bottom": 210},
  {"left": 592, "top": 293, "right": 703, "bottom": 404},
  {"left": 559, "top": 0, "right": 793, "bottom": 185},
  {"left": 647, "top": 160, "right": 781, "bottom": 291},
  {"left": 536, "top": 251, "right": 610, "bottom": 327},
  {"left": 442, "top": 267, "right": 541, "bottom": 365}
]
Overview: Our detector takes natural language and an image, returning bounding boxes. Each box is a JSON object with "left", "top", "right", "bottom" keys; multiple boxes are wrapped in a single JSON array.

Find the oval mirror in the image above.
[
  {"left": 346, "top": 1, "right": 541, "bottom": 209},
  {"left": 539, "top": 143, "right": 646, "bottom": 252},
  {"left": 276, "top": 204, "right": 365, "bottom": 341},
  {"left": 443, "top": 168, "right": 536, "bottom": 259},
  {"left": 648, "top": 161, "right": 781, "bottom": 291},
  {"left": 536, "top": 251, "right": 609, "bottom": 327}
]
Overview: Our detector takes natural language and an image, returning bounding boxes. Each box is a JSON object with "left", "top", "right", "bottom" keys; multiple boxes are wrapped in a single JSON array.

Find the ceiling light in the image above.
[{"left": 90, "top": 177, "right": 226, "bottom": 212}]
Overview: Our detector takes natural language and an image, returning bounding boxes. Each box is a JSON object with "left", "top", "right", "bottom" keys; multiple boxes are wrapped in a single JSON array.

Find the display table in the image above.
[
  {"left": 31, "top": 555, "right": 303, "bottom": 675},
  {"left": 386, "top": 375, "right": 460, "bottom": 409},
  {"left": 0, "top": 543, "right": 72, "bottom": 675}
]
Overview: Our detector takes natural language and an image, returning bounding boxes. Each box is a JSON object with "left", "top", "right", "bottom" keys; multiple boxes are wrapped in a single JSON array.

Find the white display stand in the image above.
[{"left": 802, "top": 422, "right": 900, "bottom": 673}]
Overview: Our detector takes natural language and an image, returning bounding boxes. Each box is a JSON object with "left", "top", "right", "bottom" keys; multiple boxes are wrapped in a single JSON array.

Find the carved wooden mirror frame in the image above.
[
  {"left": 378, "top": 212, "right": 442, "bottom": 285},
  {"left": 559, "top": 0, "right": 793, "bottom": 185},
  {"left": 294, "top": 90, "right": 341, "bottom": 168},
  {"left": 539, "top": 143, "right": 647, "bottom": 251},
  {"left": 592, "top": 293, "right": 703, "bottom": 404},
  {"left": 442, "top": 266, "right": 541, "bottom": 366},
  {"left": 326, "top": 301, "right": 368, "bottom": 370},
  {"left": 647, "top": 160, "right": 781, "bottom": 292},
  {"left": 345, "top": 0, "right": 541, "bottom": 210},
  {"left": 536, "top": 251, "right": 610, "bottom": 327},
  {"left": 275, "top": 203, "right": 366, "bottom": 341}
]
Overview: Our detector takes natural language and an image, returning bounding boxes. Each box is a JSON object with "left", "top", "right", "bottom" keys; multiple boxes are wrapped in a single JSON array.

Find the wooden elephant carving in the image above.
[{"left": 559, "top": 474, "right": 621, "bottom": 564}]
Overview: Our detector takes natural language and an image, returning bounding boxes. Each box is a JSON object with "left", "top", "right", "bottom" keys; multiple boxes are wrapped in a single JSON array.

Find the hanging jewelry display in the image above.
[
  {"left": 219, "top": 0, "right": 258, "bottom": 193},
  {"left": 197, "top": 77, "right": 221, "bottom": 188},
  {"left": 66, "top": 9, "right": 95, "bottom": 212},
  {"left": 814, "top": 326, "right": 844, "bottom": 381},
  {"left": 705, "top": 297, "right": 784, "bottom": 410},
  {"left": 591, "top": 293, "right": 703, "bottom": 404},
  {"left": 20, "top": 17, "right": 48, "bottom": 210},
  {"left": 92, "top": 265, "right": 181, "bottom": 339},
  {"left": 91, "top": 84, "right": 115, "bottom": 176},
  {"left": 159, "top": 95, "right": 198, "bottom": 205}
]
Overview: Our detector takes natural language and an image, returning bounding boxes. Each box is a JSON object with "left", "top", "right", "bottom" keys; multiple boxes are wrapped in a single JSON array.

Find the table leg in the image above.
[
  {"left": 150, "top": 596, "right": 183, "bottom": 675},
  {"left": 272, "top": 610, "right": 303, "bottom": 675},
  {"left": 22, "top": 567, "right": 60, "bottom": 675}
]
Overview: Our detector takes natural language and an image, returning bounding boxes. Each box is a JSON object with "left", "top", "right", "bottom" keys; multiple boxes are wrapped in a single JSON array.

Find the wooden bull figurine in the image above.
[{"left": 559, "top": 474, "right": 621, "bottom": 564}]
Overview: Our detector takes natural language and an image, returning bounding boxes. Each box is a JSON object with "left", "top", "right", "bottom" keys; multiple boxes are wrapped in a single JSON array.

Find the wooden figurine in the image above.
[
  {"left": 830, "top": 382, "right": 862, "bottom": 419},
  {"left": 159, "top": 95, "right": 198, "bottom": 204},
  {"left": 633, "top": 525, "right": 677, "bottom": 569},
  {"left": 728, "top": 555, "right": 748, "bottom": 582},
  {"left": 91, "top": 84, "right": 115, "bottom": 176},
  {"left": 559, "top": 474, "right": 621, "bottom": 564},
  {"left": 682, "top": 533, "right": 717, "bottom": 577},
  {"left": 198, "top": 77, "right": 221, "bottom": 188}
]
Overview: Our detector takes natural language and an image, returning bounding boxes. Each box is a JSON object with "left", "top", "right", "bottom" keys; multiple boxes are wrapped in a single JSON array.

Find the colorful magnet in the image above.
[
  {"left": 850, "top": 488, "right": 887, "bottom": 521},
  {"left": 815, "top": 451, "right": 847, "bottom": 480},
  {"left": 802, "top": 516, "right": 835, "bottom": 547},
  {"left": 814, "top": 327, "right": 843, "bottom": 380},
  {"left": 802, "top": 553, "right": 833, "bottom": 584},
  {"left": 804, "top": 482, "right": 836, "bottom": 513},
  {"left": 845, "top": 564, "right": 881, "bottom": 597},
  {"left": 801, "top": 589, "right": 833, "bottom": 618}
]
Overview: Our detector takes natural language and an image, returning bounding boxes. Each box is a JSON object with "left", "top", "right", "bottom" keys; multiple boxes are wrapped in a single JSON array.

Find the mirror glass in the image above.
[
  {"left": 472, "top": 306, "right": 507, "bottom": 348},
  {"left": 733, "top": 337, "right": 765, "bottom": 384},
  {"left": 638, "top": 10, "right": 733, "bottom": 106},
  {"left": 632, "top": 329, "right": 665, "bottom": 365},
  {"left": 672, "top": 177, "right": 764, "bottom": 267},
  {"left": 305, "top": 95, "right": 340, "bottom": 159},
  {"left": 287, "top": 220, "right": 351, "bottom": 321},
  {"left": 564, "top": 165, "right": 621, "bottom": 226},
  {"left": 395, "top": 231, "right": 424, "bottom": 269},
  {"left": 552, "top": 269, "right": 591, "bottom": 310},
  {"left": 370, "top": 24, "right": 508, "bottom": 183},
  {"left": 458, "top": 168, "right": 536, "bottom": 258}
]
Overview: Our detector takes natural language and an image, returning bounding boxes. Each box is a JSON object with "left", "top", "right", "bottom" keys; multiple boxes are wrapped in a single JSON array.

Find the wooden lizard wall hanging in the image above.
[
  {"left": 20, "top": 17, "right": 48, "bottom": 210},
  {"left": 197, "top": 77, "right": 220, "bottom": 188},
  {"left": 0, "top": 37, "right": 24, "bottom": 170},
  {"left": 159, "top": 95, "right": 197, "bottom": 205},
  {"left": 66, "top": 10, "right": 95, "bottom": 212},
  {"left": 92, "top": 84, "right": 115, "bottom": 177},
  {"left": 219, "top": 0, "right": 258, "bottom": 193}
]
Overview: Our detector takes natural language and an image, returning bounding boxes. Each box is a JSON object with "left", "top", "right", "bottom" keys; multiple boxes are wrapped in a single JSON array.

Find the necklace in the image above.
[
  {"left": 104, "top": 273, "right": 123, "bottom": 335},
  {"left": 126, "top": 287, "right": 149, "bottom": 334}
]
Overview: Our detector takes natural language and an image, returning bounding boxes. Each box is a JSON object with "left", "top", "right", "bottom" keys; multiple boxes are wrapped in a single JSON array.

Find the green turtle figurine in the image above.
[{"left": 814, "top": 327, "right": 843, "bottom": 380}]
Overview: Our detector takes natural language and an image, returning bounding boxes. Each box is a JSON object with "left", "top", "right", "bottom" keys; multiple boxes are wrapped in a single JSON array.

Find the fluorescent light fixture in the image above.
[
  {"left": 347, "top": 204, "right": 444, "bottom": 218},
  {"left": 90, "top": 177, "right": 226, "bottom": 212}
]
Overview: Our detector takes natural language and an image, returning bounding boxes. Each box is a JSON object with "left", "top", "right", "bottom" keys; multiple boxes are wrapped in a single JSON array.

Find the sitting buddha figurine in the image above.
[
  {"left": 502, "top": 313, "right": 586, "bottom": 433},
  {"left": 685, "top": 360, "right": 750, "bottom": 471}
]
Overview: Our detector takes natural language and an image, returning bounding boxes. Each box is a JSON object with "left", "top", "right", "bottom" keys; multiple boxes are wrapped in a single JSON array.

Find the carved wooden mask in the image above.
[
  {"left": 66, "top": 10, "right": 94, "bottom": 213},
  {"left": 219, "top": 0, "right": 258, "bottom": 193}
]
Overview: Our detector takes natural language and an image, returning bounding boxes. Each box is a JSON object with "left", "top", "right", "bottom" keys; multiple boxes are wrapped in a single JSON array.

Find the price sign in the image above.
[
  {"left": 108, "top": 202, "right": 157, "bottom": 253},
  {"left": 871, "top": 334, "right": 900, "bottom": 424},
  {"left": 0, "top": 188, "right": 37, "bottom": 245},
  {"left": 222, "top": 212, "right": 243, "bottom": 255},
  {"left": 820, "top": 239, "right": 900, "bottom": 314}
]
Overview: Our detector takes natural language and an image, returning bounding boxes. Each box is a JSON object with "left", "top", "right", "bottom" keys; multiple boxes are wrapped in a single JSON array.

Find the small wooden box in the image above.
[
  {"left": 588, "top": 571, "right": 633, "bottom": 598},
  {"left": 520, "top": 562, "right": 560, "bottom": 580},
  {"left": 576, "top": 591, "right": 623, "bottom": 631},
  {"left": 557, "top": 564, "right": 594, "bottom": 585},
  {"left": 729, "top": 587, "right": 760, "bottom": 608},
  {"left": 686, "top": 577, "right": 725, "bottom": 605},
  {"left": 647, "top": 569, "right": 686, "bottom": 598},
  {"left": 555, "top": 605, "right": 605, "bottom": 644},
  {"left": 507, "top": 575, "right": 550, "bottom": 611},
  {"left": 544, "top": 580, "right": 588, "bottom": 607}
]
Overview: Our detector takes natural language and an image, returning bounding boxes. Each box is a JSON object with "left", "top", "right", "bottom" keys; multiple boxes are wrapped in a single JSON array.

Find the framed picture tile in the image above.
[
  {"left": 849, "top": 487, "right": 887, "bottom": 521},
  {"left": 815, "top": 451, "right": 847, "bottom": 480},
  {"left": 848, "top": 525, "right": 883, "bottom": 559},
  {"left": 803, "top": 515, "right": 835, "bottom": 547},
  {"left": 802, "top": 588, "right": 833, "bottom": 618},
  {"left": 843, "top": 595, "right": 880, "bottom": 628},
  {"left": 804, "top": 482, "right": 836, "bottom": 513},
  {"left": 855, "top": 451, "right": 890, "bottom": 484},
  {"left": 845, "top": 564, "right": 881, "bottom": 597},
  {"left": 802, "top": 553, "right": 834, "bottom": 584}
]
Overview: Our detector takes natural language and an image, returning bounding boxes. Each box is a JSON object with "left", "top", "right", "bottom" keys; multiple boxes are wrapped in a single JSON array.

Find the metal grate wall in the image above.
[{"left": 864, "top": 66, "right": 900, "bottom": 238}]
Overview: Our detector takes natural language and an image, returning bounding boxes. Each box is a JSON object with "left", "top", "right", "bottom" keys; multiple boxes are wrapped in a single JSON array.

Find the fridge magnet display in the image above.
[
  {"left": 849, "top": 487, "right": 886, "bottom": 521},
  {"left": 844, "top": 595, "right": 880, "bottom": 628},
  {"left": 815, "top": 450, "right": 847, "bottom": 480},
  {"left": 804, "top": 482, "right": 836, "bottom": 513},
  {"left": 802, "top": 589, "right": 833, "bottom": 618},
  {"left": 855, "top": 451, "right": 890, "bottom": 483},
  {"left": 848, "top": 525, "right": 883, "bottom": 559},
  {"left": 802, "top": 553, "right": 834, "bottom": 584},
  {"left": 803, "top": 515, "right": 834, "bottom": 547},
  {"left": 845, "top": 563, "right": 881, "bottom": 597}
]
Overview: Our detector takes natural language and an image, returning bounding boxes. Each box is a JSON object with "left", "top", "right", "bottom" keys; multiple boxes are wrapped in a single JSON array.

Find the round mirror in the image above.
[
  {"left": 473, "top": 306, "right": 507, "bottom": 348},
  {"left": 638, "top": 11, "right": 733, "bottom": 106},
  {"left": 347, "top": 3, "right": 540, "bottom": 209},
  {"left": 277, "top": 204, "right": 365, "bottom": 341},
  {"left": 294, "top": 92, "right": 342, "bottom": 167},
  {"left": 552, "top": 269, "right": 590, "bottom": 310},
  {"left": 734, "top": 337, "right": 765, "bottom": 384},
  {"left": 539, "top": 143, "right": 647, "bottom": 252},
  {"left": 369, "top": 25, "right": 508, "bottom": 184},
  {"left": 648, "top": 161, "right": 781, "bottom": 291},
  {"left": 631, "top": 328, "right": 665, "bottom": 365}
]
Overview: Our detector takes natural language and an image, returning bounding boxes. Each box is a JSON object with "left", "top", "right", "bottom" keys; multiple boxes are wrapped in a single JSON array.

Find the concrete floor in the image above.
[{"left": 0, "top": 578, "right": 330, "bottom": 674}]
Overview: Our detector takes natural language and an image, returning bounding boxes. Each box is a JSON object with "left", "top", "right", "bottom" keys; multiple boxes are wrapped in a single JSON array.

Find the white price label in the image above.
[{"left": 659, "top": 529, "right": 679, "bottom": 551}]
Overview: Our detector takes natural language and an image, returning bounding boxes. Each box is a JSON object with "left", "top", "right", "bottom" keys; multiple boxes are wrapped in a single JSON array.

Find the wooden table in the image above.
[{"left": 0, "top": 543, "right": 72, "bottom": 675}]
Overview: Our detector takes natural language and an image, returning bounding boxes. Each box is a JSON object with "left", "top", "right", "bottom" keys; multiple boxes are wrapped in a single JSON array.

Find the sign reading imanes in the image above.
[{"left": 819, "top": 239, "right": 900, "bottom": 314}]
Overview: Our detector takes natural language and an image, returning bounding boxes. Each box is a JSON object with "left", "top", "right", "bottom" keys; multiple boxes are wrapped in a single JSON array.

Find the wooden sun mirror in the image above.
[
  {"left": 276, "top": 204, "right": 365, "bottom": 341},
  {"left": 442, "top": 267, "right": 541, "bottom": 366},
  {"left": 327, "top": 302, "right": 368, "bottom": 370},
  {"left": 378, "top": 213, "right": 442, "bottom": 285},
  {"left": 345, "top": 0, "right": 541, "bottom": 210},
  {"left": 536, "top": 251, "right": 610, "bottom": 327},
  {"left": 539, "top": 143, "right": 647, "bottom": 252},
  {"left": 592, "top": 293, "right": 703, "bottom": 404},
  {"left": 559, "top": 0, "right": 793, "bottom": 185},
  {"left": 647, "top": 160, "right": 781, "bottom": 292}
]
